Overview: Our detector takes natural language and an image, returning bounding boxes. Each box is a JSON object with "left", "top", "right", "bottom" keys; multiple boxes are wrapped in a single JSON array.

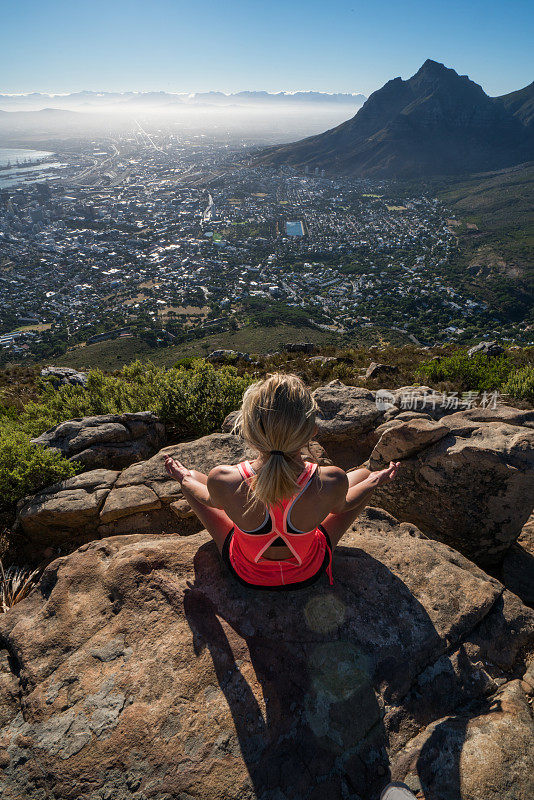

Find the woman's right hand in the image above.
[{"left": 367, "top": 461, "right": 400, "bottom": 487}]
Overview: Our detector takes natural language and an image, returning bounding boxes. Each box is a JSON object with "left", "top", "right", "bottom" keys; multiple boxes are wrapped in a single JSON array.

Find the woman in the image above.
[{"left": 165, "top": 373, "right": 399, "bottom": 589}]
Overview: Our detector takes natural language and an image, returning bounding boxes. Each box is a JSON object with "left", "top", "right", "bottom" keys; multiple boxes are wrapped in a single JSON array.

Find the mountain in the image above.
[
  {"left": 495, "top": 81, "right": 534, "bottom": 127},
  {"left": 258, "top": 60, "right": 534, "bottom": 178},
  {"left": 0, "top": 90, "right": 365, "bottom": 113}
]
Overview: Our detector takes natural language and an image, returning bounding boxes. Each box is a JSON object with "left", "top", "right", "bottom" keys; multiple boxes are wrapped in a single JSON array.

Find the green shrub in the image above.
[
  {"left": 502, "top": 365, "right": 534, "bottom": 402},
  {"left": 0, "top": 360, "right": 254, "bottom": 521},
  {"left": 18, "top": 360, "right": 254, "bottom": 439},
  {"left": 0, "top": 422, "right": 78, "bottom": 515},
  {"left": 418, "top": 351, "right": 513, "bottom": 391}
]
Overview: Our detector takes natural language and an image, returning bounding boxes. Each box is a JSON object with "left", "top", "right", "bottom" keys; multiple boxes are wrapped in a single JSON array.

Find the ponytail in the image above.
[{"left": 232, "top": 373, "right": 318, "bottom": 509}]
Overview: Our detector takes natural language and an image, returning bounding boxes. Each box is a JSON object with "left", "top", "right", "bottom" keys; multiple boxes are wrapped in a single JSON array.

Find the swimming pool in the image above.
[{"left": 286, "top": 220, "right": 304, "bottom": 236}]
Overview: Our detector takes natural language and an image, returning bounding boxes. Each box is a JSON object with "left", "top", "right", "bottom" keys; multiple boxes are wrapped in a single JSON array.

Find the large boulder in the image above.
[
  {"left": 365, "top": 362, "right": 399, "bottom": 380},
  {"left": 312, "top": 380, "right": 386, "bottom": 467},
  {"left": 369, "top": 416, "right": 534, "bottom": 567},
  {"left": 467, "top": 341, "right": 505, "bottom": 358},
  {"left": 0, "top": 510, "right": 533, "bottom": 800},
  {"left": 40, "top": 366, "right": 88, "bottom": 387},
  {"left": 15, "top": 434, "right": 333, "bottom": 558},
  {"left": 206, "top": 350, "right": 251, "bottom": 363},
  {"left": 31, "top": 412, "right": 166, "bottom": 471}
]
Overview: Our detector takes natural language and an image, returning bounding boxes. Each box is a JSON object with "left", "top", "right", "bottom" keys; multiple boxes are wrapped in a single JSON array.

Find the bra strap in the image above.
[{"left": 237, "top": 460, "right": 255, "bottom": 487}]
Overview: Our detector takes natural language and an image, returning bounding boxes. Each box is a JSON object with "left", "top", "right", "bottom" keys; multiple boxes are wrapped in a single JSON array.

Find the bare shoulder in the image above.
[
  {"left": 207, "top": 464, "right": 242, "bottom": 489},
  {"left": 317, "top": 465, "right": 348, "bottom": 497},
  {"left": 318, "top": 465, "right": 348, "bottom": 486}
]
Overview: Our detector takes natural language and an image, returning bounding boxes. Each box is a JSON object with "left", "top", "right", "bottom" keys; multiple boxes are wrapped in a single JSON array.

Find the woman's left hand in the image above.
[{"left": 164, "top": 455, "right": 192, "bottom": 484}]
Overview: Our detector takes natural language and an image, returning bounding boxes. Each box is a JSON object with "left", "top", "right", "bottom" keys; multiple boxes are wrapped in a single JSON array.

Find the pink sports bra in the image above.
[{"left": 229, "top": 460, "right": 333, "bottom": 586}]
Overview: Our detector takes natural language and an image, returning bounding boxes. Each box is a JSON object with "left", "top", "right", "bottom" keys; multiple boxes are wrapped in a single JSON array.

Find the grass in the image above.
[
  {"left": 0, "top": 561, "right": 40, "bottom": 612},
  {"left": 44, "top": 323, "right": 412, "bottom": 371}
]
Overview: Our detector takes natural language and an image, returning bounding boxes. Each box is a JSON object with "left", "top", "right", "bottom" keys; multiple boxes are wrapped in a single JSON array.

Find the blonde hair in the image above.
[{"left": 232, "top": 372, "right": 318, "bottom": 510}]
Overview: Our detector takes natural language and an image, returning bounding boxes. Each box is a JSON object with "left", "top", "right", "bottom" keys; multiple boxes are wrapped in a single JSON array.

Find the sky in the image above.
[{"left": 3, "top": 0, "right": 533, "bottom": 97}]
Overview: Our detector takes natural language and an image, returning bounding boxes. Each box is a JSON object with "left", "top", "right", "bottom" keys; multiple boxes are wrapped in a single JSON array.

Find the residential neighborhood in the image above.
[{"left": 0, "top": 129, "right": 523, "bottom": 362}]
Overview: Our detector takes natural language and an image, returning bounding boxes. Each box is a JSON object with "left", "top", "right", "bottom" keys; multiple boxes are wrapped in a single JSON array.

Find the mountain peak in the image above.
[
  {"left": 258, "top": 60, "right": 532, "bottom": 178},
  {"left": 417, "top": 58, "right": 447, "bottom": 73}
]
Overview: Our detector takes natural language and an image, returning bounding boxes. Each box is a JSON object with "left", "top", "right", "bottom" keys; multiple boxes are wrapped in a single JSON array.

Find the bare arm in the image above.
[
  {"left": 164, "top": 456, "right": 223, "bottom": 508},
  {"left": 330, "top": 462, "right": 400, "bottom": 514}
]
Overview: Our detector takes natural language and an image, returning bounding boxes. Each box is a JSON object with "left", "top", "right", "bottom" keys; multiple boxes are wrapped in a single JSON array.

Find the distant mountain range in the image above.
[
  {"left": 258, "top": 60, "right": 534, "bottom": 178},
  {"left": 0, "top": 90, "right": 366, "bottom": 113}
]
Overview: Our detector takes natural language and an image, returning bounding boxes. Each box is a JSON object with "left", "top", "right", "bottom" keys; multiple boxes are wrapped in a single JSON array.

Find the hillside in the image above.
[
  {"left": 434, "top": 162, "right": 534, "bottom": 320},
  {"left": 258, "top": 59, "right": 534, "bottom": 178}
]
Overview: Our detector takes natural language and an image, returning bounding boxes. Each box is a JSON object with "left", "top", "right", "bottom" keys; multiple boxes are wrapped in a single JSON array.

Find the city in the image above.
[{"left": 0, "top": 125, "right": 520, "bottom": 364}]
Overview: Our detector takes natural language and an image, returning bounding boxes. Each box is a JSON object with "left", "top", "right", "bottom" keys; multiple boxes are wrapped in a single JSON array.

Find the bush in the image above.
[
  {"left": 418, "top": 351, "right": 513, "bottom": 392},
  {"left": 0, "top": 423, "right": 78, "bottom": 515},
  {"left": 502, "top": 365, "right": 534, "bottom": 402},
  {"left": 0, "top": 360, "right": 254, "bottom": 523},
  {"left": 17, "top": 360, "right": 254, "bottom": 439}
]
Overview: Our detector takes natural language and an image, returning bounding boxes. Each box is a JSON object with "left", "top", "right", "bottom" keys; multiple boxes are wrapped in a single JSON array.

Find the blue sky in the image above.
[{"left": 3, "top": 0, "right": 533, "bottom": 97}]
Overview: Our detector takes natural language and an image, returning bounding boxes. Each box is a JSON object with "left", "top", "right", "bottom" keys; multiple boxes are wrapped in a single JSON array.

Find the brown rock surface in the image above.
[
  {"left": 389, "top": 680, "right": 534, "bottom": 800},
  {"left": 0, "top": 510, "right": 532, "bottom": 799},
  {"left": 365, "top": 362, "right": 399, "bottom": 380},
  {"left": 501, "top": 513, "right": 534, "bottom": 605},
  {"left": 16, "top": 434, "right": 253, "bottom": 554},
  {"left": 312, "top": 380, "right": 385, "bottom": 467},
  {"left": 370, "top": 418, "right": 534, "bottom": 567},
  {"left": 15, "top": 434, "right": 334, "bottom": 557},
  {"left": 31, "top": 412, "right": 166, "bottom": 471}
]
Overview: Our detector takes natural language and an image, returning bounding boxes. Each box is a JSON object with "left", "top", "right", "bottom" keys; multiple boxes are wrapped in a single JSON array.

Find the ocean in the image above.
[{"left": 0, "top": 147, "right": 61, "bottom": 188}]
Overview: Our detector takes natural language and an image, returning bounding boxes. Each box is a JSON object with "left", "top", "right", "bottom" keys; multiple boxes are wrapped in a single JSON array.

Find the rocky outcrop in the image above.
[
  {"left": 31, "top": 412, "right": 166, "bottom": 471},
  {"left": 369, "top": 415, "right": 534, "bottom": 567},
  {"left": 467, "top": 341, "right": 505, "bottom": 358},
  {"left": 19, "top": 382, "right": 533, "bottom": 579},
  {"left": 312, "top": 380, "right": 386, "bottom": 467},
  {"left": 40, "top": 365, "right": 88, "bottom": 387},
  {"left": 0, "top": 510, "right": 532, "bottom": 800},
  {"left": 206, "top": 350, "right": 252, "bottom": 363},
  {"left": 365, "top": 362, "right": 399, "bottom": 380},
  {"left": 16, "top": 434, "right": 333, "bottom": 558},
  {"left": 16, "top": 434, "right": 255, "bottom": 557}
]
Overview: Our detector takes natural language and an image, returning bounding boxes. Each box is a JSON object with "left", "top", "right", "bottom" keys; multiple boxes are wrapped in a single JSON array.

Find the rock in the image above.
[
  {"left": 370, "top": 417, "right": 534, "bottom": 567},
  {"left": 312, "top": 380, "right": 385, "bottom": 467},
  {"left": 284, "top": 342, "right": 315, "bottom": 353},
  {"left": 444, "top": 404, "right": 534, "bottom": 429},
  {"left": 390, "top": 681, "right": 534, "bottom": 800},
  {"left": 371, "top": 419, "right": 449, "bottom": 462},
  {"left": 308, "top": 355, "right": 337, "bottom": 365},
  {"left": 16, "top": 469, "right": 119, "bottom": 552},
  {"left": 206, "top": 350, "right": 251, "bottom": 363},
  {"left": 221, "top": 409, "right": 239, "bottom": 433},
  {"left": 467, "top": 341, "right": 505, "bottom": 358},
  {"left": 501, "top": 513, "right": 534, "bottom": 605},
  {"left": 16, "top": 433, "right": 335, "bottom": 556},
  {"left": 16, "top": 435, "right": 255, "bottom": 554},
  {"left": 170, "top": 499, "right": 195, "bottom": 519},
  {"left": 31, "top": 412, "right": 166, "bottom": 471},
  {"left": 365, "top": 362, "right": 399, "bottom": 380},
  {"left": 0, "top": 509, "right": 532, "bottom": 800},
  {"left": 40, "top": 366, "right": 88, "bottom": 387},
  {"left": 99, "top": 485, "right": 161, "bottom": 524}
]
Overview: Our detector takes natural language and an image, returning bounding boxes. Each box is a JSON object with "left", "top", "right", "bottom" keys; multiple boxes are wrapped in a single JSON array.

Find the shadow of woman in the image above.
[{"left": 181, "top": 539, "right": 468, "bottom": 800}]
